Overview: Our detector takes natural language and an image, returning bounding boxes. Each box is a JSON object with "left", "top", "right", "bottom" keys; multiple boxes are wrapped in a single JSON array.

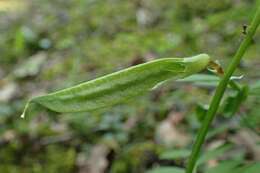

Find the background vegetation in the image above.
[{"left": 0, "top": 0, "right": 259, "bottom": 173}]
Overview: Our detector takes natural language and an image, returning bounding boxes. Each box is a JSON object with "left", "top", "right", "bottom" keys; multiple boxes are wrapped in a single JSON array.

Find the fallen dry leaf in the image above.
[
  {"left": 77, "top": 144, "right": 110, "bottom": 173},
  {"left": 0, "top": 81, "right": 18, "bottom": 102},
  {"left": 155, "top": 112, "right": 190, "bottom": 147}
]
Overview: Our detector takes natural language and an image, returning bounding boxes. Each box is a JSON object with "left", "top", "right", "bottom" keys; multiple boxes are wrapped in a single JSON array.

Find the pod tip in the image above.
[
  {"left": 20, "top": 113, "right": 25, "bottom": 119},
  {"left": 20, "top": 101, "right": 30, "bottom": 119}
]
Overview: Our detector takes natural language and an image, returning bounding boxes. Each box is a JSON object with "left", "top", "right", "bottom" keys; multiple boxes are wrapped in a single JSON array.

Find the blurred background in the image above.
[{"left": 0, "top": 0, "right": 259, "bottom": 173}]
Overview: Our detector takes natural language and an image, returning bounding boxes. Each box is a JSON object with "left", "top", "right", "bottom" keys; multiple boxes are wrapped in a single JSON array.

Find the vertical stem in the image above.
[{"left": 185, "top": 7, "right": 260, "bottom": 173}]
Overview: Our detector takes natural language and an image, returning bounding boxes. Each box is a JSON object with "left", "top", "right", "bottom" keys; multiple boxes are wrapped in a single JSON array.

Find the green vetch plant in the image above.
[
  {"left": 185, "top": 7, "right": 260, "bottom": 173},
  {"left": 21, "top": 54, "right": 211, "bottom": 118},
  {"left": 20, "top": 6, "right": 260, "bottom": 173}
]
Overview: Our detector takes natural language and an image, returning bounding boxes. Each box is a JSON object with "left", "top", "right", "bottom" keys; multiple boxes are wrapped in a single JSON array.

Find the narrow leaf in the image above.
[
  {"left": 178, "top": 74, "right": 220, "bottom": 87},
  {"left": 235, "top": 162, "right": 260, "bottom": 173},
  {"left": 195, "top": 103, "right": 209, "bottom": 122},
  {"left": 159, "top": 149, "right": 191, "bottom": 160},
  {"left": 207, "top": 161, "right": 241, "bottom": 173},
  {"left": 222, "top": 85, "right": 248, "bottom": 117}
]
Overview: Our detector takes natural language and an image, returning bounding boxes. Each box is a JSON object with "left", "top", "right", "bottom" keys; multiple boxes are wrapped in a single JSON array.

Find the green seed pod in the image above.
[{"left": 21, "top": 54, "right": 211, "bottom": 118}]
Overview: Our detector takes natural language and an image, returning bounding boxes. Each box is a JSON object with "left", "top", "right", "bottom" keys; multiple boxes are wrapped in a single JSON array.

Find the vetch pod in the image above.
[{"left": 21, "top": 54, "right": 211, "bottom": 118}]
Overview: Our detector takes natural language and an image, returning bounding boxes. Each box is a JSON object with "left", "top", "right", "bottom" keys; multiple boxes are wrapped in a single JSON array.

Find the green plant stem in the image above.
[{"left": 185, "top": 7, "right": 260, "bottom": 173}]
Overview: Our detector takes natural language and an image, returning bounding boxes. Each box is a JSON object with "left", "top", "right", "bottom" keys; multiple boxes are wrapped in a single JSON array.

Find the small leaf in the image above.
[
  {"left": 179, "top": 74, "right": 243, "bottom": 89},
  {"left": 178, "top": 74, "right": 220, "bottom": 87},
  {"left": 235, "top": 162, "right": 260, "bottom": 173},
  {"left": 197, "top": 144, "right": 233, "bottom": 165},
  {"left": 207, "top": 161, "right": 241, "bottom": 173},
  {"left": 21, "top": 54, "right": 211, "bottom": 118},
  {"left": 195, "top": 103, "right": 209, "bottom": 122},
  {"left": 159, "top": 149, "right": 191, "bottom": 160},
  {"left": 208, "top": 161, "right": 260, "bottom": 173},
  {"left": 222, "top": 85, "right": 248, "bottom": 117}
]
